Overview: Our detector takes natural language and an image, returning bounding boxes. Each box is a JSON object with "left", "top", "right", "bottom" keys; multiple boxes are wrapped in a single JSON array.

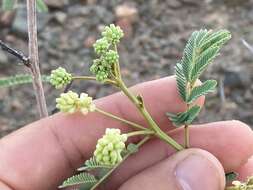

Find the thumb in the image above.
[{"left": 119, "top": 148, "right": 225, "bottom": 190}]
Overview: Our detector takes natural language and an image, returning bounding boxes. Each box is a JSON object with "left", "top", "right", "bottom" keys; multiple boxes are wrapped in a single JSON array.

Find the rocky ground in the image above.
[{"left": 0, "top": 0, "right": 253, "bottom": 137}]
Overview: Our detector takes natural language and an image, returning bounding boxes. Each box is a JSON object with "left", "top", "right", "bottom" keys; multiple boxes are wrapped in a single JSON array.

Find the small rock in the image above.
[
  {"left": 84, "top": 35, "right": 96, "bottom": 48},
  {"left": 54, "top": 12, "right": 67, "bottom": 24},
  {"left": 0, "top": 51, "right": 8, "bottom": 64},
  {"left": 12, "top": 8, "right": 50, "bottom": 36},
  {"left": 44, "top": 0, "right": 69, "bottom": 8},
  {"left": 115, "top": 4, "right": 138, "bottom": 22},
  {"left": 223, "top": 70, "right": 251, "bottom": 89},
  {"left": 0, "top": 11, "right": 15, "bottom": 27},
  {"left": 116, "top": 18, "right": 133, "bottom": 38}
]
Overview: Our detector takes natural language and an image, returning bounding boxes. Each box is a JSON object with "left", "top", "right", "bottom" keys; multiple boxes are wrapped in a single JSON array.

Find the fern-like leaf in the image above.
[
  {"left": 59, "top": 172, "right": 97, "bottom": 189},
  {"left": 167, "top": 105, "right": 201, "bottom": 127},
  {"left": 190, "top": 30, "right": 231, "bottom": 83},
  {"left": 0, "top": 75, "right": 50, "bottom": 88},
  {"left": 77, "top": 157, "right": 113, "bottom": 171},
  {"left": 187, "top": 80, "right": 217, "bottom": 104},
  {"left": 175, "top": 63, "right": 187, "bottom": 101}
]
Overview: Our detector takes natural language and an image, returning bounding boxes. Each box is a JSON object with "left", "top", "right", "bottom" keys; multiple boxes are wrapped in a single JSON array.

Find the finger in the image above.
[
  {"left": 0, "top": 76, "right": 204, "bottom": 190},
  {"left": 104, "top": 120, "right": 253, "bottom": 189},
  {"left": 119, "top": 148, "right": 225, "bottom": 190},
  {"left": 236, "top": 156, "right": 253, "bottom": 181}
]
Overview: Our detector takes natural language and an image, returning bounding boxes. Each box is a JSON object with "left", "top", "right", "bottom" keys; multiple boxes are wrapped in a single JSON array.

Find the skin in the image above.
[{"left": 0, "top": 76, "right": 252, "bottom": 190}]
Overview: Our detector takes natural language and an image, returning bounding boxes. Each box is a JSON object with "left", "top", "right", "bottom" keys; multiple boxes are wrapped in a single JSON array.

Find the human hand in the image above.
[{"left": 0, "top": 76, "right": 252, "bottom": 190}]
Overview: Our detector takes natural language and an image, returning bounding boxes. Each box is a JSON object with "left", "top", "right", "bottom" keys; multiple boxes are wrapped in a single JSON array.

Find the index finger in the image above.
[{"left": 0, "top": 76, "right": 204, "bottom": 190}]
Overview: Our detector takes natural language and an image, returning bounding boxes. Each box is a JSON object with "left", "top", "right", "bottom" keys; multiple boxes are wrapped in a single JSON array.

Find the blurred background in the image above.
[{"left": 0, "top": 0, "right": 252, "bottom": 137}]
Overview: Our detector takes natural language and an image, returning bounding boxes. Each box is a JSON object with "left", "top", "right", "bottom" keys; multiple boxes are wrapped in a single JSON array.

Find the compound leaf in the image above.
[
  {"left": 167, "top": 105, "right": 201, "bottom": 127},
  {"left": 175, "top": 63, "right": 187, "bottom": 101},
  {"left": 0, "top": 74, "right": 50, "bottom": 88},
  {"left": 77, "top": 157, "right": 113, "bottom": 172},
  {"left": 59, "top": 172, "right": 97, "bottom": 189},
  {"left": 187, "top": 80, "right": 217, "bottom": 104}
]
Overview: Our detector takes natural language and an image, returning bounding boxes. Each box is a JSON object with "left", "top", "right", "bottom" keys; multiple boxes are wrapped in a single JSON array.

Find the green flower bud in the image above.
[
  {"left": 79, "top": 93, "right": 96, "bottom": 114},
  {"left": 50, "top": 67, "right": 72, "bottom": 89},
  {"left": 94, "top": 128, "right": 127, "bottom": 165},
  {"left": 56, "top": 91, "right": 79, "bottom": 113},
  {"left": 102, "top": 24, "right": 124, "bottom": 44},
  {"left": 93, "top": 38, "right": 110, "bottom": 55},
  {"left": 104, "top": 50, "right": 119, "bottom": 65},
  {"left": 56, "top": 91, "right": 95, "bottom": 114}
]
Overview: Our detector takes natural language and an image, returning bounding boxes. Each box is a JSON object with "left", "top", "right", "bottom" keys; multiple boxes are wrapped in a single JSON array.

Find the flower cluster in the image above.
[
  {"left": 56, "top": 91, "right": 96, "bottom": 114},
  {"left": 94, "top": 128, "right": 127, "bottom": 165},
  {"left": 229, "top": 176, "right": 253, "bottom": 190},
  {"left": 90, "top": 24, "right": 123, "bottom": 82},
  {"left": 102, "top": 24, "right": 124, "bottom": 44},
  {"left": 50, "top": 67, "right": 72, "bottom": 89}
]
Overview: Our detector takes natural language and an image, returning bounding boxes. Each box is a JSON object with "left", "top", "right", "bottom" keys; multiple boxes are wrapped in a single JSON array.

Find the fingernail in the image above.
[{"left": 175, "top": 154, "right": 221, "bottom": 190}]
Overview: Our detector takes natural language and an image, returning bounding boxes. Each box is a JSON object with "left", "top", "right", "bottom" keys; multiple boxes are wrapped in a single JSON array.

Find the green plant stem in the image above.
[
  {"left": 117, "top": 80, "right": 184, "bottom": 151},
  {"left": 184, "top": 124, "right": 190, "bottom": 148},
  {"left": 114, "top": 44, "right": 122, "bottom": 80},
  {"left": 72, "top": 76, "right": 117, "bottom": 86},
  {"left": 91, "top": 136, "right": 151, "bottom": 190},
  {"left": 127, "top": 130, "right": 155, "bottom": 137},
  {"left": 95, "top": 107, "right": 147, "bottom": 131}
]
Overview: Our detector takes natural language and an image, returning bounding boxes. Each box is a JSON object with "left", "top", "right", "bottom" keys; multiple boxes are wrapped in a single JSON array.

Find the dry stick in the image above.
[{"left": 26, "top": 0, "right": 48, "bottom": 118}]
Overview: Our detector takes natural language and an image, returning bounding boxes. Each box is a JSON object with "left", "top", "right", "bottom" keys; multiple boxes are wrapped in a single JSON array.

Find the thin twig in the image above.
[
  {"left": 241, "top": 38, "right": 253, "bottom": 54},
  {"left": 27, "top": 0, "right": 48, "bottom": 118},
  {"left": 0, "top": 40, "right": 30, "bottom": 67}
]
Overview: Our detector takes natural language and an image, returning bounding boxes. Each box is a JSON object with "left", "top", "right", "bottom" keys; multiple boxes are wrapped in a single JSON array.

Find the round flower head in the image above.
[
  {"left": 90, "top": 59, "right": 111, "bottom": 82},
  {"left": 56, "top": 91, "right": 95, "bottom": 114},
  {"left": 102, "top": 24, "right": 124, "bottom": 44},
  {"left": 79, "top": 93, "right": 96, "bottom": 114},
  {"left": 56, "top": 91, "right": 79, "bottom": 113},
  {"left": 94, "top": 128, "right": 127, "bottom": 165},
  {"left": 50, "top": 67, "right": 72, "bottom": 89},
  {"left": 104, "top": 50, "right": 119, "bottom": 65},
  {"left": 93, "top": 38, "right": 110, "bottom": 55}
]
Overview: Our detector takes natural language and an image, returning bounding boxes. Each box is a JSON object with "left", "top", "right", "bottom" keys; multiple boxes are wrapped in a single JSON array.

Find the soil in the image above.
[{"left": 0, "top": 0, "right": 253, "bottom": 137}]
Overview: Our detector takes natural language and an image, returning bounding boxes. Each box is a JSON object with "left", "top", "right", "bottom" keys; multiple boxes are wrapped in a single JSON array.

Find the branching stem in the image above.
[
  {"left": 117, "top": 80, "right": 183, "bottom": 151},
  {"left": 27, "top": 0, "right": 48, "bottom": 118},
  {"left": 127, "top": 130, "right": 155, "bottom": 137},
  {"left": 72, "top": 76, "right": 117, "bottom": 86},
  {"left": 95, "top": 107, "right": 147, "bottom": 131}
]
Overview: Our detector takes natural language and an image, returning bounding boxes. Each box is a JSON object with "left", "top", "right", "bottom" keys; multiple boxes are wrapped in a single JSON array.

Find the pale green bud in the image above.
[
  {"left": 56, "top": 91, "right": 95, "bottom": 115},
  {"left": 50, "top": 67, "right": 72, "bottom": 89},
  {"left": 56, "top": 91, "right": 79, "bottom": 113},
  {"left": 102, "top": 24, "right": 124, "bottom": 44},
  {"left": 94, "top": 128, "right": 128, "bottom": 165},
  {"left": 93, "top": 38, "right": 110, "bottom": 55},
  {"left": 104, "top": 50, "right": 119, "bottom": 65}
]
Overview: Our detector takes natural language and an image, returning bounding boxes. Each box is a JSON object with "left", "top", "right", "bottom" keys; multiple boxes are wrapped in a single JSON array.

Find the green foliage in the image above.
[
  {"left": 175, "top": 29, "right": 231, "bottom": 101},
  {"left": 175, "top": 63, "right": 187, "bottom": 101},
  {"left": 2, "top": 0, "right": 16, "bottom": 10},
  {"left": 127, "top": 143, "right": 139, "bottom": 154},
  {"left": 168, "top": 29, "right": 231, "bottom": 128},
  {"left": 36, "top": 0, "right": 48, "bottom": 12},
  {"left": 187, "top": 80, "right": 217, "bottom": 104},
  {"left": 0, "top": 74, "right": 50, "bottom": 88},
  {"left": 59, "top": 172, "right": 97, "bottom": 189},
  {"left": 226, "top": 172, "right": 238, "bottom": 182},
  {"left": 77, "top": 157, "right": 113, "bottom": 171},
  {"left": 166, "top": 105, "right": 201, "bottom": 127}
]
